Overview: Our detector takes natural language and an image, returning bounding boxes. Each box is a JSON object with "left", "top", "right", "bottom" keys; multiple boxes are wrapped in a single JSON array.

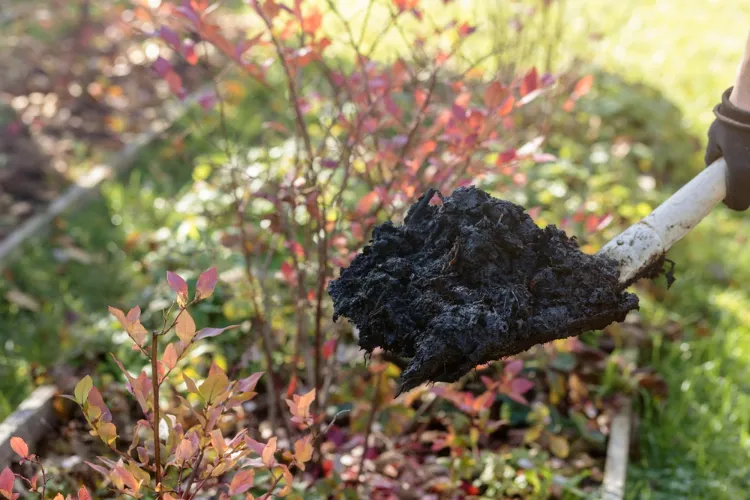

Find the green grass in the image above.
[
  {"left": 625, "top": 213, "right": 750, "bottom": 498},
  {"left": 557, "top": 2, "right": 750, "bottom": 497}
]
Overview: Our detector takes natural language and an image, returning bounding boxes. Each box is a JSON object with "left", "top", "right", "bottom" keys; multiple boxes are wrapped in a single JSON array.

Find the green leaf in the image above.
[
  {"left": 74, "top": 376, "right": 94, "bottom": 405},
  {"left": 550, "top": 352, "right": 577, "bottom": 373},
  {"left": 199, "top": 368, "right": 229, "bottom": 404}
]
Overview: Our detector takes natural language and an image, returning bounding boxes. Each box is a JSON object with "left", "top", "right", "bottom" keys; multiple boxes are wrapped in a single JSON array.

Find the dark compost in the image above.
[{"left": 328, "top": 186, "right": 641, "bottom": 394}]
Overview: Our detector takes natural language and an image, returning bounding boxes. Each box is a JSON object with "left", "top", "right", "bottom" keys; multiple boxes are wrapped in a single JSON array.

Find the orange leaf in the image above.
[
  {"left": 78, "top": 487, "right": 92, "bottom": 500},
  {"left": 483, "top": 81, "right": 507, "bottom": 109},
  {"left": 261, "top": 437, "right": 277, "bottom": 468},
  {"left": 10, "top": 437, "right": 28, "bottom": 458},
  {"left": 176, "top": 310, "right": 196, "bottom": 345},
  {"left": 210, "top": 429, "right": 227, "bottom": 456},
  {"left": 279, "top": 465, "right": 294, "bottom": 496},
  {"left": 229, "top": 469, "right": 255, "bottom": 495},
  {"left": 175, "top": 435, "right": 198, "bottom": 463},
  {"left": 302, "top": 8, "right": 322, "bottom": 34},
  {"left": 573, "top": 74, "right": 594, "bottom": 98},
  {"left": 294, "top": 435, "right": 313, "bottom": 469},
  {"left": 356, "top": 191, "right": 379, "bottom": 216},
  {"left": 163, "top": 343, "right": 178, "bottom": 371},
  {"left": 498, "top": 96, "right": 515, "bottom": 116}
]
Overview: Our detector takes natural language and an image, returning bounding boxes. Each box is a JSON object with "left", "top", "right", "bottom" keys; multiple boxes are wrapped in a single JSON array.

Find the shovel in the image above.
[
  {"left": 329, "top": 157, "right": 729, "bottom": 393},
  {"left": 599, "top": 157, "right": 727, "bottom": 284}
]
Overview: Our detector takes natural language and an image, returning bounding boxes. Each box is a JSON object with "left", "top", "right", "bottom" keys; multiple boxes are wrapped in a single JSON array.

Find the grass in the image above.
[{"left": 558, "top": 1, "right": 750, "bottom": 497}]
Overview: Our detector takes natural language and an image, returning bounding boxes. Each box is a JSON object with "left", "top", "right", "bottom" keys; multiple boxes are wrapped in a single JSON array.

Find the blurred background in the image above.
[{"left": 2, "top": 0, "right": 750, "bottom": 498}]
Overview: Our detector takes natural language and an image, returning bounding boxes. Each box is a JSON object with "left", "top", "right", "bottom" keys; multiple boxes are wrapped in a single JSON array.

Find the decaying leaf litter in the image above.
[{"left": 329, "top": 186, "right": 673, "bottom": 393}]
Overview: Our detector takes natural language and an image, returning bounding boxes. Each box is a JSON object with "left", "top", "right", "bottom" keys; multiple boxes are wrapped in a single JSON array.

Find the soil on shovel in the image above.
[{"left": 329, "top": 186, "right": 641, "bottom": 394}]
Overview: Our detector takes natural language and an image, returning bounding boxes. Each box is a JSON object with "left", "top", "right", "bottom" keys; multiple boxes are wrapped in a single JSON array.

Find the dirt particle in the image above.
[{"left": 328, "top": 186, "right": 640, "bottom": 394}]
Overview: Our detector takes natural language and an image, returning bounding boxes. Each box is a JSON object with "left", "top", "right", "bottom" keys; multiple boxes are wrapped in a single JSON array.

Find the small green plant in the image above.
[{"left": 2, "top": 268, "right": 318, "bottom": 499}]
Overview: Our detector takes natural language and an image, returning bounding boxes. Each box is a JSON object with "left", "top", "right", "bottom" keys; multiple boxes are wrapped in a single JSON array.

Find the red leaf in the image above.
[
  {"left": 457, "top": 22, "right": 476, "bottom": 36},
  {"left": 285, "top": 240, "right": 305, "bottom": 258},
  {"left": 573, "top": 74, "right": 594, "bottom": 98},
  {"left": 322, "top": 339, "right": 336, "bottom": 360},
  {"left": 510, "top": 377, "right": 534, "bottom": 395},
  {"left": 0, "top": 467, "right": 14, "bottom": 498},
  {"left": 280, "top": 261, "right": 296, "bottom": 284},
  {"left": 196, "top": 267, "right": 218, "bottom": 300},
  {"left": 497, "top": 148, "right": 517, "bottom": 164},
  {"left": 520, "top": 67, "right": 538, "bottom": 96},
  {"left": 286, "top": 375, "right": 298, "bottom": 399},
  {"left": 195, "top": 325, "right": 239, "bottom": 340},
  {"left": 10, "top": 437, "right": 28, "bottom": 458},
  {"left": 167, "top": 271, "right": 189, "bottom": 304}
]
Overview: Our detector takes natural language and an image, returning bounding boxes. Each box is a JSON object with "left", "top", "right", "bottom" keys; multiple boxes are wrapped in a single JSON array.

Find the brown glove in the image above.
[{"left": 705, "top": 86, "right": 750, "bottom": 211}]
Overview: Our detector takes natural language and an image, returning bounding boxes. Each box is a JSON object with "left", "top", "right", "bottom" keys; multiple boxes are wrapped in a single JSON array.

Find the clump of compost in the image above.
[{"left": 329, "top": 186, "right": 640, "bottom": 394}]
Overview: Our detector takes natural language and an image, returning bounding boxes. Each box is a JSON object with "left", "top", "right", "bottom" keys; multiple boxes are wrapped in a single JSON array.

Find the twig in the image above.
[
  {"left": 356, "top": 372, "right": 383, "bottom": 487},
  {"left": 151, "top": 332, "right": 162, "bottom": 497},
  {"left": 253, "top": 1, "right": 315, "bottom": 164},
  {"left": 184, "top": 447, "right": 205, "bottom": 499}
]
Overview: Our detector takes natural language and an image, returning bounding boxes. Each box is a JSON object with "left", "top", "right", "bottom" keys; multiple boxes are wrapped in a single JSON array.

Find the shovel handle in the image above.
[{"left": 598, "top": 158, "right": 727, "bottom": 285}]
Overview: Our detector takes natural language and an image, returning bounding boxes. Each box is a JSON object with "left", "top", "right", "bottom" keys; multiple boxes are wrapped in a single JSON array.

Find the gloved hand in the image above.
[{"left": 705, "top": 86, "right": 750, "bottom": 211}]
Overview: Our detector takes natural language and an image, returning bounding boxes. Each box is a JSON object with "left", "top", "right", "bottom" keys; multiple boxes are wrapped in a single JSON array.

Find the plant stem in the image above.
[
  {"left": 151, "top": 331, "right": 162, "bottom": 497},
  {"left": 356, "top": 372, "right": 383, "bottom": 487},
  {"left": 184, "top": 447, "right": 204, "bottom": 499}
]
